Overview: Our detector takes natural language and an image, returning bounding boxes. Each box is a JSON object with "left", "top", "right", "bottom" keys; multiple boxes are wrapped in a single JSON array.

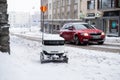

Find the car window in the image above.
[
  {"left": 74, "top": 24, "right": 94, "bottom": 30},
  {"left": 62, "top": 24, "right": 71, "bottom": 30},
  {"left": 91, "top": 25, "right": 96, "bottom": 29},
  {"left": 61, "top": 24, "right": 69, "bottom": 29},
  {"left": 68, "top": 25, "right": 75, "bottom": 30}
]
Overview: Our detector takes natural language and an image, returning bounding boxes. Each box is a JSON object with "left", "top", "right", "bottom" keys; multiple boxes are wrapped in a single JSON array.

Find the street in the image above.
[
  {"left": 66, "top": 43, "right": 120, "bottom": 53},
  {"left": 12, "top": 32, "right": 120, "bottom": 53},
  {"left": 0, "top": 35, "right": 120, "bottom": 80}
]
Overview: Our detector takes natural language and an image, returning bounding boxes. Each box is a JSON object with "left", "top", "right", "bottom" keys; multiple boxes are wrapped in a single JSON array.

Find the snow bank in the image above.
[{"left": 105, "top": 36, "right": 120, "bottom": 43}]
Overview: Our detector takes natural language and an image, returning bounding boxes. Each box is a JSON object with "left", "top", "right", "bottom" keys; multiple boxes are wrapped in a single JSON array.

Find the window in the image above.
[
  {"left": 53, "top": 9, "right": 56, "bottom": 14},
  {"left": 98, "top": 0, "right": 117, "bottom": 9},
  {"left": 74, "top": 4, "right": 78, "bottom": 19},
  {"left": 67, "top": 6, "right": 70, "bottom": 12},
  {"left": 61, "top": 0, "right": 64, "bottom": 6},
  {"left": 63, "top": 0, "right": 65, "bottom": 6},
  {"left": 58, "top": 1, "right": 60, "bottom": 8},
  {"left": 68, "top": 0, "right": 71, "bottom": 5},
  {"left": 87, "top": 0, "right": 95, "bottom": 10},
  {"left": 98, "top": 0, "right": 101, "bottom": 9},
  {"left": 49, "top": 3, "right": 51, "bottom": 10},
  {"left": 74, "top": 10, "right": 78, "bottom": 19},
  {"left": 74, "top": 4, "right": 78, "bottom": 10},
  {"left": 119, "top": 0, "right": 120, "bottom": 7},
  {"left": 75, "top": 0, "right": 78, "bottom": 4},
  {"left": 62, "top": 24, "right": 70, "bottom": 29},
  {"left": 57, "top": 9, "right": 60, "bottom": 13},
  {"left": 58, "top": 13, "right": 60, "bottom": 19},
  {"left": 67, "top": 11, "right": 70, "bottom": 19},
  {"left": 115, "top": 0, "right": 120, "bottom": 8},
  {"left": 53, "top": 2, "right": 56, "bottom": 9},
  {"left": 102, "top": 0, "right": 111, "bottom": 8},
  {"left": 62, "top": 7, "right": 64, "bottom": 12},
  {"left": 57, "top": 25, "right": 60, "bottom": 30},
  {"left": 111, "top": 0, "right": 115, "bottom": 8},
  {"left": 49, "top": 14, "right": 51, "bottom": 19},
  {"left": 61, "top": 13, "right": 64, "bottom": 19},
  {"left": 109, "top": 19, "right": 118, "bottom": 33},
  {"left": 74, "top": 24, "right": 94, "bottom": 30}
]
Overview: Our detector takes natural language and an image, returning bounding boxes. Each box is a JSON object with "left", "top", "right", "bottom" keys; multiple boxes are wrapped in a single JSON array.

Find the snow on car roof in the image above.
[{"left": 43, "top": 34, "right": 64, "bottom": 40}]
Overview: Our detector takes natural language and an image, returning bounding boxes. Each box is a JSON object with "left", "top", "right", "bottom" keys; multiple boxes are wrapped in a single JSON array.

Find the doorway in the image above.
[{"left": 103, "top": 17, "right": 119, "bottom": 36}]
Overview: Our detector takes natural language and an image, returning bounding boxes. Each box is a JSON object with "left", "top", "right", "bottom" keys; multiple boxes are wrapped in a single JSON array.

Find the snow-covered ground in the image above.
[{"left": 0, "top": 27, "right": 120, "bottom": 80}]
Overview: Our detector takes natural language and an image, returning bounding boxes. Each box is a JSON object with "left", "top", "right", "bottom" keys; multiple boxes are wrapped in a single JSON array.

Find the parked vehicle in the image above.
[{"left": 59, "top": 22, "right": 105, "bottom": 45}]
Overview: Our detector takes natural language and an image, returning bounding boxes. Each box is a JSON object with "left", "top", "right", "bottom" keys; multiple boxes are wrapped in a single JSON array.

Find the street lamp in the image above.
[
  {"left": 40, "top": 0, "right": 43, "bottom": 32},
  {"left": 40, "top": 0, "right": 47, "bottom": 43}
]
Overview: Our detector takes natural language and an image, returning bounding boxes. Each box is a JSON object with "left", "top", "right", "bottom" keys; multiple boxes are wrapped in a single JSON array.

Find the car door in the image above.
[
  {"left": 60, "top": 24, "right": 70, "bottom": 41},
  {"left": 67, "top": 25, "right": 75, "bottom": 41}
]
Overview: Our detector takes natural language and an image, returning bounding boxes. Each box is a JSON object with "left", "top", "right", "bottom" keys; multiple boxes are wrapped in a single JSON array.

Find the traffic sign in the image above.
[{"left": 40, "top": 6, "right": 47, "bottom": 13}]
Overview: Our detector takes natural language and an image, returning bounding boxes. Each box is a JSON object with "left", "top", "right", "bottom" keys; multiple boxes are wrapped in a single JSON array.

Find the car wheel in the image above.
[
  {"left": 40, "top": 52, "right": 44, "bottom": 63},
  {"left": 74, "top": 36, "right": 80, "bottom": 45}
]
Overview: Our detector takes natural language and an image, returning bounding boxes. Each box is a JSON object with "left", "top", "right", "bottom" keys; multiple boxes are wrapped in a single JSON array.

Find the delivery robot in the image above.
[{"left": 40, "top": 35, "right": 68, "bottom": 63}]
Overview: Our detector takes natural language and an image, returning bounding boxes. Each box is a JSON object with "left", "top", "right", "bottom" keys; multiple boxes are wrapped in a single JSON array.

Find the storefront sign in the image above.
[
  {"left": 112, "top": 21, "right": 117, "bottom": 28},
  {"left": 87, "top": 13, "right": 95, "bottom": 17}
]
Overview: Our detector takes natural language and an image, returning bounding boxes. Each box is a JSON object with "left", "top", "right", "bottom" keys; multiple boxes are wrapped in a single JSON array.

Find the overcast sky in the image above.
[{"left": 7, "top": 0, "right": 40, "bottom": 12}]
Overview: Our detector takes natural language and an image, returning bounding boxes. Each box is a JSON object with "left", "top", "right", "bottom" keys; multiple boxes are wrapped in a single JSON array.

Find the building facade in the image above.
[
  {"left": 31, "top": 11, "right": 40, "bottom": 27},
  {"left": 41, "top": 0, "right": 84, "bottom": 33},
  {"left": 8, "top": 12, "right": 31, "bottom": 28},
  {"left": 0, "top": 0, "right": 10, "bottom": 54},
  {"left": 97, "top": 0, "right": 120, "bottom": 36},
  {"left": 41, "top": 0, "right": 120, "bottom": 36}
]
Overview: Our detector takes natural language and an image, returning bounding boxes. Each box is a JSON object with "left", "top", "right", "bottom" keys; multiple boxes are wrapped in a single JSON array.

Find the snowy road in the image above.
[
  {"left": 66, "top": 43, "right": 120, "bottom": 53},
  {"left": 12, "top": 33, "right": 120, "bottom": 53},
  {"left": 0, "top": 35, "right": 120, "bottom": 80}
]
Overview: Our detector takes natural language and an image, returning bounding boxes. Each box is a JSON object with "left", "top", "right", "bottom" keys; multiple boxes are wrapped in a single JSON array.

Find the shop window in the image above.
[
  {"left": 109, "top": 19, "right": 118, "bottom": 34},
  {"left": 119, "top": 0, "right": 120, "bottom": 7},
  {"left": 116, "top": 0, "right": 120, "bottom": 8}
]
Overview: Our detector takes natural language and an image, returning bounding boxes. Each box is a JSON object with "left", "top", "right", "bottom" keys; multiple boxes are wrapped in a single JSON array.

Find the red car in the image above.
[{"left": 59, "top": 22, "right": 105, "bottom": 45}]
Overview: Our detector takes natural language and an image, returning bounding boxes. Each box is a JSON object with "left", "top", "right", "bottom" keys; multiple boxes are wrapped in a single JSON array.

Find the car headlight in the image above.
[
  {"left": 81, "top": 33, "right": 89, "bottom": 36},
  {"left": 101, "top": 32, "right": 105, "bottom": 35}
]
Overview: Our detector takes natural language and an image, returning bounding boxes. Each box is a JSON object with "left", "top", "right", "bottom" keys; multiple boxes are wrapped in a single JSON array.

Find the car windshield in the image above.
[{"left": 74, "top": 24, "right": 94, "bottom": 30}]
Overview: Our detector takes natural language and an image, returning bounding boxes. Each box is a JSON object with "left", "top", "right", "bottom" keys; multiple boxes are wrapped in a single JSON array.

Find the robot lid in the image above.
[{"left": 43, "top": 34, "right": 64, "bottom": 41}]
